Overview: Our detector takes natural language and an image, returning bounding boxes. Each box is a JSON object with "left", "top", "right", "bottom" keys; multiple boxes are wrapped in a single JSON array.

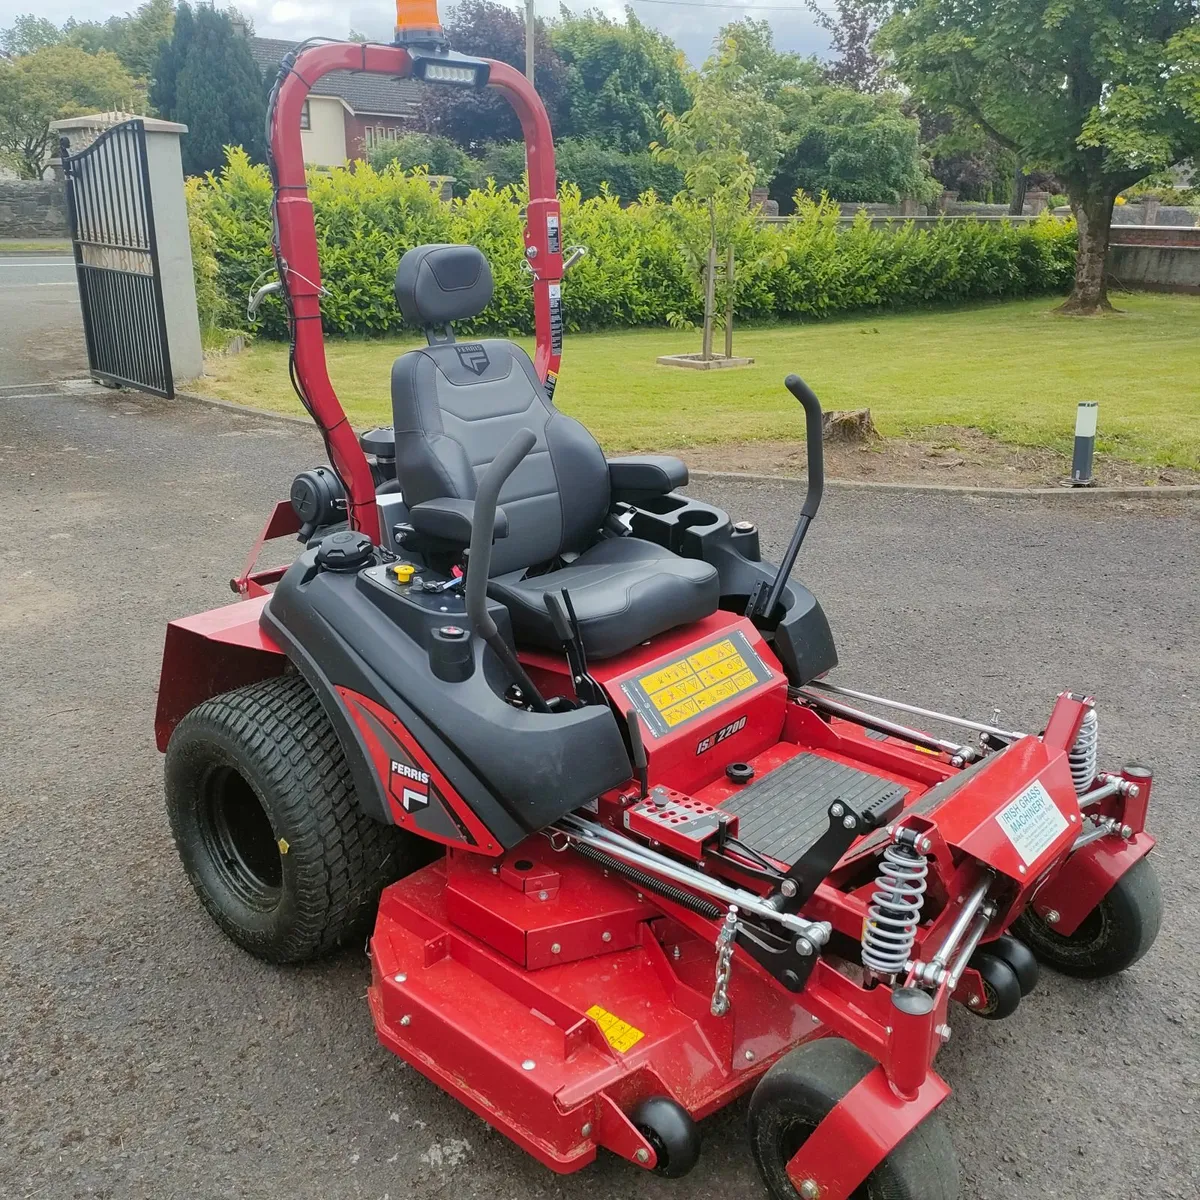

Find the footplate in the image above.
[{"left": 720, "top": 753, "right": 911, "bottom": 864}]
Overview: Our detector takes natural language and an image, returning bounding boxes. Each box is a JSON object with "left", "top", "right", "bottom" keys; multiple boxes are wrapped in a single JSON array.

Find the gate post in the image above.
[{"left": 52, "top": 113, "right": 203, "bottom": 388}]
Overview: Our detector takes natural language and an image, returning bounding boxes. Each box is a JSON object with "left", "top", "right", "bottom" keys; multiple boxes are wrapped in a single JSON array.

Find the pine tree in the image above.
[{"left": 151, "top": 3, "right": 264, "bottom": 175}]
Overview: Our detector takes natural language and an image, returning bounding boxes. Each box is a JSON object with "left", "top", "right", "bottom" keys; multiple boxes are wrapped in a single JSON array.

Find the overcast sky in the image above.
[{"left": 1, "top": 1, "right": 832, "bottom": 67}]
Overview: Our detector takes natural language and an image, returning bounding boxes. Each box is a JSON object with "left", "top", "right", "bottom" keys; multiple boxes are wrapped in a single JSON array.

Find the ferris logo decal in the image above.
[
  {"left": 696, "top": 715, "right": 747, "bottom": 755},
  {"left": 456, "top": 343, "right": 490, "bottom": 376},
  {"left": 390, "top": 759, "right": 431, "bottom": 813}
]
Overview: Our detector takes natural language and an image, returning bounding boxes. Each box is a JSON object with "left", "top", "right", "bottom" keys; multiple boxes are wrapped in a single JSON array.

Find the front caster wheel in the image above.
[
  {"left": 748, "top": 1038, "right": 960, "bottom": 1200},
  {"left": 988, "top": 934, "right": 1039, "bottom": 996},
  {"left": 1013, "top": 856, "right": 1162, "bottom": 979},
  {"left": 967, "top": 951, "right": 1023, "bottom": 1019},
  {"left": 631, "top": 1095, "right": 700, "bottom": 1178}
]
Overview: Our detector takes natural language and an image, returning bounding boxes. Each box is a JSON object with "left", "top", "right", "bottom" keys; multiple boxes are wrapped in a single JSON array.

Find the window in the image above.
[{"left": 299, "top": 100, "right": 311, "bottom": 130}]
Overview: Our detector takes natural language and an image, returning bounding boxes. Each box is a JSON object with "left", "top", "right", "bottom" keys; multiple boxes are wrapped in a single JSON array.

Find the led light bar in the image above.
[{"left": 410, "top": 51, "right": 490, "bottom": 89}]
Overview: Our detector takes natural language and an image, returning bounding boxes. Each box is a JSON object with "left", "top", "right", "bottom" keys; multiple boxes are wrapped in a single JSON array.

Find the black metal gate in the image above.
[{"left": 61, "top": 119, "right": 174, "bottom": 398}]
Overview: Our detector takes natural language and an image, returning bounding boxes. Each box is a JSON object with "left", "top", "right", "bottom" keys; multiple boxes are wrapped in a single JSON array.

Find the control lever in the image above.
[
  {"left": 544, "top": 590, "right": 605, "bottom": 706},
  {"left": 464, "top": 429, "right": 551, "bottom": 712},
  {"left": 746, "top": 374, "right": 825, "bottom": 621},
  {"left": 625, "top": 708, "right": 649, "bottom": 800}
]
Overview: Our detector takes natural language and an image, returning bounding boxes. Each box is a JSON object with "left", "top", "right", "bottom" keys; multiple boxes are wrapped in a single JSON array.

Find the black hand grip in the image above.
[
  {"left": 753, "top": 376, "right": 825, "bottom": 622},
  {"left": 466, "top": 428, "right": 537, "bottom": 641},
  {"left": 544, "top": 590, "right": 574, "bottom": 643},
  {"left": 784, "top": 374, "right": 824, "bottom": 519}
]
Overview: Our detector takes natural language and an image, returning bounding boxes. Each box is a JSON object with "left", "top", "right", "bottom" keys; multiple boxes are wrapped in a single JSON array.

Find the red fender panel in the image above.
[{"left": 154, "top": 596, "right": 286, "bottom": 750}]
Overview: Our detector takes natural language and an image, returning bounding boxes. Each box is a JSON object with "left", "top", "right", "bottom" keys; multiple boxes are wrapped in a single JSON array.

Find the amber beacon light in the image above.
[{"left": 394, "top": 0, "right": 445, "bottom": 45}]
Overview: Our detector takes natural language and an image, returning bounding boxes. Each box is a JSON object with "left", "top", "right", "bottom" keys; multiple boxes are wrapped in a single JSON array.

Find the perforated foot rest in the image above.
[{"left": 719, "top": 752, "right": 911, "bottom": 865}]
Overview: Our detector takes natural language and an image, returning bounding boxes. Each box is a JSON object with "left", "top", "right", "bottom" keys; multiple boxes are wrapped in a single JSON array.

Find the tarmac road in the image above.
[
  {"left": 0, "top": 254, "right": 87, "bottom": 386},
  {"left": 2, "top": 383, "right": 1198, "bottom": 1200}
]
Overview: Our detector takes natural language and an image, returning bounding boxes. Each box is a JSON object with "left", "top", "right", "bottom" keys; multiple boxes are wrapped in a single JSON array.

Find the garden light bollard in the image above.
[{"left": 1071, "top": 401, "right": 1098, "bottom": 486}]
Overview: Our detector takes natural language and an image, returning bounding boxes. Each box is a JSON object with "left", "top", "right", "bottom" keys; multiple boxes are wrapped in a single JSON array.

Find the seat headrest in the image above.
[{"left": 395, "top": 243, "right": 493, "bottom": 328}]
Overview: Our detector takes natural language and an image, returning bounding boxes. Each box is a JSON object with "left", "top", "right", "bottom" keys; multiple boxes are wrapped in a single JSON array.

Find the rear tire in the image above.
[
  {"left": 748, "top": 1038, "right": 960, "bottom": 1200},
  {"left": 165, "top": 674, "right": 428, "bottom": 963},
  {"left": 1013, "top": 856, "right": 1162, "bottom": 979}
]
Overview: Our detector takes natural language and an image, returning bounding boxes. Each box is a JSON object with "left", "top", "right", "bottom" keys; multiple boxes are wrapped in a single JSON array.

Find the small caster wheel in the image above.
[
  {"left": 748, "top": 1038, "right": 960, "bottom": 1200},
  {"left": 631, "top": 1095, "right": 700, "bottom": 1178},
  {"left": 967, "top": 951, "right": 1022, "bottom": 1019},
  {"left": 988, "top": 934, "right": 1039, "bottom": 996},
  {"left": 1012, "top": 856, "right": 1162, "bottom": 979}
]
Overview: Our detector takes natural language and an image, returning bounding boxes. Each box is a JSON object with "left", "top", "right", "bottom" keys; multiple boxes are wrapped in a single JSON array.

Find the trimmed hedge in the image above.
[{"left": 192, "top": 149, "right": 1077, "bottom": 340}]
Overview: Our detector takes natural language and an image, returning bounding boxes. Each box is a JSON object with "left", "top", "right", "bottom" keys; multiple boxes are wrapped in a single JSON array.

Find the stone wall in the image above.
[{"left": 0, "top": 180, "right": 69, "bottom": 238}]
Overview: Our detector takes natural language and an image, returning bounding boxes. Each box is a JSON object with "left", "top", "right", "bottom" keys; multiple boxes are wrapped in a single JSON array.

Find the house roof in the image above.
[{"left": 249, "top": 38, "right": 422, "bottom": 118}]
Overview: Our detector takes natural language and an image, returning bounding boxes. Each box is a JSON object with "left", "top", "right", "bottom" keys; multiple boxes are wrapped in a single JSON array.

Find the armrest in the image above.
[
  {"left": 607, "top": 455, "right": 688, "bottom": 501},
  {"left": 408, "top": 496, "right": 508, "bottom": 546}
]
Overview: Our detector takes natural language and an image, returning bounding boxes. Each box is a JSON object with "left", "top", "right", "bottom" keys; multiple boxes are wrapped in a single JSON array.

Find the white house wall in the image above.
[{"left": 302, "top": 96, "right": 348, "bottom": 167}]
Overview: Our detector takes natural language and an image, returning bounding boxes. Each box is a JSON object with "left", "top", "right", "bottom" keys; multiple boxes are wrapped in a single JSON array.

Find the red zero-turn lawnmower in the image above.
[{"left": 155, "top": 10, "right": 1162, "bottom": 1199}]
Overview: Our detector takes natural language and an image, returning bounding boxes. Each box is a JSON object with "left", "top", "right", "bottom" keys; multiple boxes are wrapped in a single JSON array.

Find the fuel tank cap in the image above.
[{"left": 315, "top": 529, "right": 375, "bottom": 572}]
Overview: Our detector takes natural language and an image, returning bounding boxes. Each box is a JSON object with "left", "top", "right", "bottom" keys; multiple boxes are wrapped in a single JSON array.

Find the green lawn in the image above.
[{"left": 202, "top": 292, "right": 1200, "bottom": 469}]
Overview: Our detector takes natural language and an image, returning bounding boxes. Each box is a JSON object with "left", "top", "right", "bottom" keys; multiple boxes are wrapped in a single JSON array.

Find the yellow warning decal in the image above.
[
  {"left": 621, "top": 629, "right": 773, "bottom": 738},
  {"left": 586, "top": 1005, "right": 646, "bottom": 1054}
]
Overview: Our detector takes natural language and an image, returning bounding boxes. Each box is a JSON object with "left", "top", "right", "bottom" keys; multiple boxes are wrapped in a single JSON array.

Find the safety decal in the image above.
[
  {"left": 546, "top": 212, "right": 562, "bottom": 254},
  {"left": 390, "top": 759, "right": 431, "bottom": 814},
  {"left": 548, "top": 284, "right": 563, "bottom": 356},
  {"left": 696, "top": 715, "right": 747, "bottom": 755},
  {"left": 544, "top": 369, "right": 558, "bottom": 401},
  {"left": 620, "top": 629, "right": 773, "bottom": 738},
  {"left": 995, "top": 779, "right": 1068, "bottom": 865},
  {"left": 586, "top": 1005, "right": 645, "bottom": 1054}
]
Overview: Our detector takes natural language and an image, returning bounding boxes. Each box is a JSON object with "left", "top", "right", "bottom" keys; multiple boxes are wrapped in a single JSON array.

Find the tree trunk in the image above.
[
  {"left": 701, "top": 242, "right": 717, "bottom": 360},
  {"left": 1060, "top": 191, "right": 1116, "bottom": 315},
  {"left": 1008, "top": 164, "right": 1027, "bottom": 216}
]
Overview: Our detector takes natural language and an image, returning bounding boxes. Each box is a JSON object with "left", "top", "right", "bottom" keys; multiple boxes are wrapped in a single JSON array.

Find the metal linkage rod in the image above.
[
  {"left": 558, "top": 815, "right": 831, "bottom": 944},
  {"left": 795, "top": 687, "right": 978, "bottom": 763},
  {"left": 809, "top": 681, "right": 1028, "bottom": 742}
]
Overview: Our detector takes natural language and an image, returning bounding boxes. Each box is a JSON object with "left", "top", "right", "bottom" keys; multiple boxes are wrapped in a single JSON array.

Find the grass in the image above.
[
  {"left": 202, "top": 292, "right": 1200, "bottom": 470},
  {"left": 0, "top": 239, "right": 71, "bottom": 252}
]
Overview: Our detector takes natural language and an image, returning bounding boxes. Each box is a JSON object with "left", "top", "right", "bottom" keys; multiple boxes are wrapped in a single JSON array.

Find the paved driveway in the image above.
[
  {"left": 0, "top": 253, "right": 87, "bottom": 385},
  {"left": 1, "top": 384, "right": 1197, "bottom": 1200}
]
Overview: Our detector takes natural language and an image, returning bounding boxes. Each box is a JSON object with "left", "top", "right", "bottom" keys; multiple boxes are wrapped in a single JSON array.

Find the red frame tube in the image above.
[{"left": 267, "top": 43, "right": 563, "bottom": 544}]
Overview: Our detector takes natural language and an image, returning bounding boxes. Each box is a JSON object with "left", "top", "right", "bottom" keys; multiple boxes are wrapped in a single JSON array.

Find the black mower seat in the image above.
[
  {"left": 492, "top": 537, "right": 718, "bottom": 659},
  {"left": 390, "top": 243, "right": 719, "bottom": 659}
]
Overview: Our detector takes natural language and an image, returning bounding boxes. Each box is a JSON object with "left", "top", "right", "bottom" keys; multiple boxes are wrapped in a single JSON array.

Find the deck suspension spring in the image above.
[
  {"left": 861, "top": 842, "right": 929, "bottom": 976},
  {"left": 1068, "top": 708, "right": 1099, "bottom": 797}
]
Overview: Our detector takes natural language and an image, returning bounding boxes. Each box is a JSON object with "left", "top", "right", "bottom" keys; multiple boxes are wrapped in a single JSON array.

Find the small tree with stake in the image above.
[
  {"left": 879, "top": 0, "right": 1200, "bottom": 314},
  {"left": 653, "top": 39, "right": 776, "bottom": 360}
]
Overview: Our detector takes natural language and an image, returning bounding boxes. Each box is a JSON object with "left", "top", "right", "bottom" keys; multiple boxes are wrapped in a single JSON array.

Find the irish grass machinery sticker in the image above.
[{"left": 996, "top": 779, "right": 1068, "bottom": 864}]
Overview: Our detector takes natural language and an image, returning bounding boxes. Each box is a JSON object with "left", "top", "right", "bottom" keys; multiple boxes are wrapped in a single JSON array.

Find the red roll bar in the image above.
[{"left": 267, "top": 42, "right": 563, "bottom": 544}]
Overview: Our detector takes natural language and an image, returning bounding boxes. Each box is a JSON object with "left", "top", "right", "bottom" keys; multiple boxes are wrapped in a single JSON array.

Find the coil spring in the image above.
[
  {"left": 861, "top": 843, "right": 928, "bottom": 976},
  {"left": 1068, "top": 707, "right": 1099, "bottom": 796}
]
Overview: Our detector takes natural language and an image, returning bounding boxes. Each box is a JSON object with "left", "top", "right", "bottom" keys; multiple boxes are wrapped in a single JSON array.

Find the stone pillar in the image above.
[
  {"left": 899, "top": 197, "right": 920, "bottom": 217},
  {"left": 51, "top": 112, "right": 203, "bottom": 385},
  {"left": 1142, "top": 196, "right": 1161, "bottom": 226},
  {"left": 1025, "top": 189, "right": 1049, "bottom": 215},
  {"left": 938, "top": 190, "right": 959, "bottom": 213}
]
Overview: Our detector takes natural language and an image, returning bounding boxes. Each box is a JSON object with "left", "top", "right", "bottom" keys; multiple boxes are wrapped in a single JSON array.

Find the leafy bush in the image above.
[
  {"left": 191, "top": 149, "right": 1077, "bottom": 340},
  {"left": 366, "top": 133, "right": 476, "bottom": 197}
]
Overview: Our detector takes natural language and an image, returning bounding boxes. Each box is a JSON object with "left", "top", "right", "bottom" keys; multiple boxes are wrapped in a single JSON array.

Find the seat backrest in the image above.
[{"left": 391, "top": 244, "right": 610, "bottom": 576}]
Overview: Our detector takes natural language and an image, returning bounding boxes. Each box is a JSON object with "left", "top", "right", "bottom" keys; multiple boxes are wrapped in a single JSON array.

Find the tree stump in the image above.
[{"left": 822, "top": 408, "right": 881, "bottom": 445}]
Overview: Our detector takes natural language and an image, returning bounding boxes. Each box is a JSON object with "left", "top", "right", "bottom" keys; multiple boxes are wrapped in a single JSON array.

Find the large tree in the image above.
[
  {"left": 417, "top": 0, "right": 569, "bottom": 146},
  {"left": 774, "top": 85, "right": 939, "bottom": 208},
  {"left": 0, "top": 44, "right": 141, "bottom": 178},
  {"left": 3, "top": 3, "right": 175, "bottom": 82},
  {"left": 552, "top": 9, "right": 692, "bottom": 150},
  {"left": 151, "top": 2, "right": 264, "bottom": 175},
  {"left": 880, "top": 0, "right": 1200, "bottom": 313}
]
